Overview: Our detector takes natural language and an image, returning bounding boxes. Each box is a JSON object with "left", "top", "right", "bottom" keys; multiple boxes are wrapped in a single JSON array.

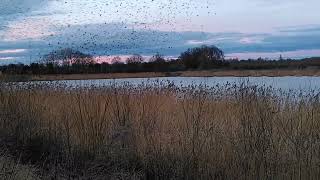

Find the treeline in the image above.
[
  {"left": 228, "top": 57, "right": 320, "bottom": 70},
  {"left": 1, "top": 46, "right": 320, "bottom": 75}
]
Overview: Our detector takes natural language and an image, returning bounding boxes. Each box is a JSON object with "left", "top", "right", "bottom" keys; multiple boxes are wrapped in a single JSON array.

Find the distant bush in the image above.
[{"left": 179, "top": 45, "right": 224, "bottom": 69}]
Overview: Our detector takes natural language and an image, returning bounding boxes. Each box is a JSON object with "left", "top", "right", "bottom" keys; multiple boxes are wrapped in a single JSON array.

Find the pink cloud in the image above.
[
  {"left": 94, "top": 56, "right": 129, "bottom": 64},
  {"left": 2, "top": 17, "right": 55, "bottom": 41}
]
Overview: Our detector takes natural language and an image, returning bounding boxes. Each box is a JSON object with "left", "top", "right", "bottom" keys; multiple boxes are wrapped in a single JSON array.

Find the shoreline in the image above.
[{"left": 2, "top": 69, "right": 320, "bottom": 81}]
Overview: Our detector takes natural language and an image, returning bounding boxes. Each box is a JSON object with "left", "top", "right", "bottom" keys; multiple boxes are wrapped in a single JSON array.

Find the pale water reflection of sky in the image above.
[
  {"left": 23, "top": 76, "right": 320, "bottom": 95},
  {"left": 0, "top": 0, "right": 320, "bottom": 63}
]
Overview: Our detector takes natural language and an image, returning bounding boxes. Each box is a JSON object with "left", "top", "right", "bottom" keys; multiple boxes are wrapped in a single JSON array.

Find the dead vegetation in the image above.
[{"left": 0, "top": 81, "right": 320, "bottom": 179}]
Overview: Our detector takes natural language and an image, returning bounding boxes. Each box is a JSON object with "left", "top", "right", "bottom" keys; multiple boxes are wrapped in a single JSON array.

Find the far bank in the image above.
[{"left": 2, "top": 69, "right": 320, "bottom": 82}]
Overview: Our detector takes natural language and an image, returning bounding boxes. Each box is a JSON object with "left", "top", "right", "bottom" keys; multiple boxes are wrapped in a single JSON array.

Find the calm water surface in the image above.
[{"left": 48, "top": 76, "right": 320, "bottom": 92}]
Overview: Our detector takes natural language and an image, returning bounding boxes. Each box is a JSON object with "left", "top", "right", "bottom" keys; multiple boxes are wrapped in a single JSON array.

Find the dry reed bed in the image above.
[{"left": 0, "top": 81, "right": 320, "bottom": 179}]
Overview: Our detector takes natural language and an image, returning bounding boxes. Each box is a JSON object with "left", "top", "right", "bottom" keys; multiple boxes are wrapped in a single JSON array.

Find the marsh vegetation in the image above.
[{"left": 0, "top": 81, "right": 320, "bottom": 179}]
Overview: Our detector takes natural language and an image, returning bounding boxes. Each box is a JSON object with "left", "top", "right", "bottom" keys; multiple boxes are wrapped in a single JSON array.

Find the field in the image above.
[{"left": 0, "top": 81, "right": 320, "bottom": 179}]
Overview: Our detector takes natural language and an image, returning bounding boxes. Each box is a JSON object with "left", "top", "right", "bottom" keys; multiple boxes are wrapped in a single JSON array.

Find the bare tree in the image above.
[
  {"left": 111, "top": 56, "right": 123, "bottom": 64},
  {"left": 149, "top": 53, "right": 166, "bottom": 63},
  {"left": 126, "top": 54, "right": 144, "bottom": 64},
  {"left": 179, "top": 45, "right": 224, "bottom": 69},
  {"left": 42, "top": 48, "right": 94, "bottom": 66}
]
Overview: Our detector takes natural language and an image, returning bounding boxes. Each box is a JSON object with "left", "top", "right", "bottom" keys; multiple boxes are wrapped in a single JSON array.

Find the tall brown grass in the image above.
[{"left": 0, "top": 81, "right": 320, "bottom": 179}]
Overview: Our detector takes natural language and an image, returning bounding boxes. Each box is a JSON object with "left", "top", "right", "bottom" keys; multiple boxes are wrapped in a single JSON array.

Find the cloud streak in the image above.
[{"left": 0, "top": 49, "right": 26, "bottom": 54}]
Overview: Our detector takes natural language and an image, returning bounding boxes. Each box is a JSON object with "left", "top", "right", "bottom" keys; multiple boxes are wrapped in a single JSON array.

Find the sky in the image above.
[{"left": 0, "top": 0, "right": 320, "bottom": 64}]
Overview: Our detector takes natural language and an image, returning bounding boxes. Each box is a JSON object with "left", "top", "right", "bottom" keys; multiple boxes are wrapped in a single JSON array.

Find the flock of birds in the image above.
[{"left": 3, "top": 0, "right": 216, "bottom": 62}]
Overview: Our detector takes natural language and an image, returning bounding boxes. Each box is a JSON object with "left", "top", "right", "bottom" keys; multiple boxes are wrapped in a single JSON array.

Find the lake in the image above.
[{"left": 32, "top": 76, "right": 320, "bottom": 93}]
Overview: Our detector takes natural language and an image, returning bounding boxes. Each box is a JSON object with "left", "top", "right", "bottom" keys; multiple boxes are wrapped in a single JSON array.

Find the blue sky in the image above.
[{"left": 0, "top": 0, "right": 320, "bottom": 64}]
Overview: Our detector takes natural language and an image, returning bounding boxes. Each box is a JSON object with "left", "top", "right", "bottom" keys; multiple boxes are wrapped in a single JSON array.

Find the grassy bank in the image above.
[
  {"left": 2, "top": 69, "right": 320, "bottom": 82},
  {"left": 0, "top": 81, "right": 320, "bottom": 179}
]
